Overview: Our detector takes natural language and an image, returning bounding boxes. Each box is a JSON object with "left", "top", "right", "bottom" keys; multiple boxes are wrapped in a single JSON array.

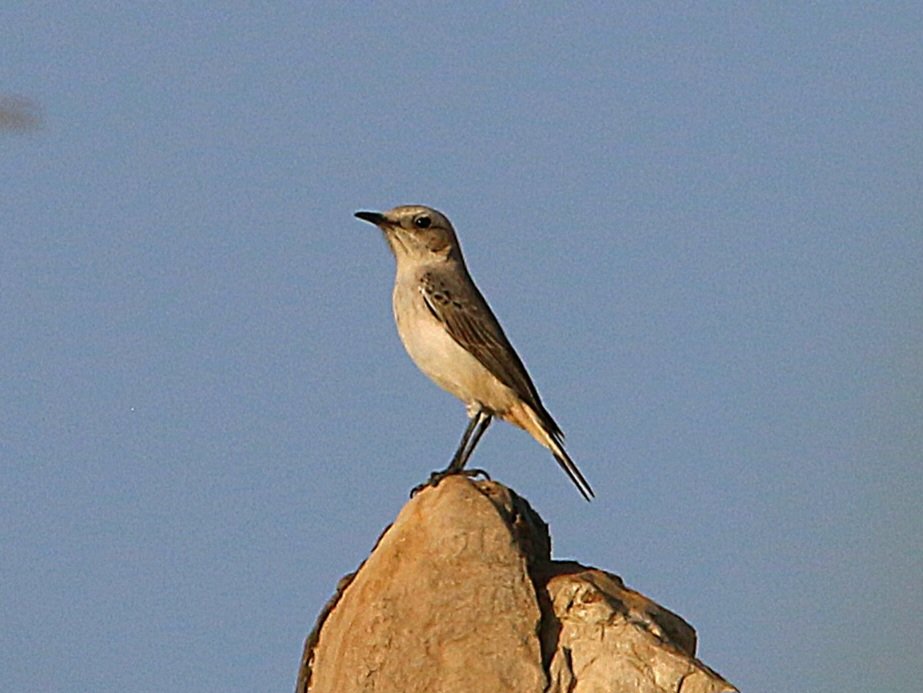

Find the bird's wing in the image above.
[{"left": 419, "top": 270, "right": 553, "bottom": 427}]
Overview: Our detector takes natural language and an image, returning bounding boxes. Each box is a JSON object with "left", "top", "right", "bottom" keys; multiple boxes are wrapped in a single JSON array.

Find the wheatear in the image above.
[{"left": 355, "top": 205, "right": 594, "bottom": 501}]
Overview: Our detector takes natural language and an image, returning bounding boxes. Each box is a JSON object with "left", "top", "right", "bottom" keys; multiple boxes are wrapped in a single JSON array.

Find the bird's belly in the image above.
[{"left": 394, "top": 298, "right": 515, "bottom": 413}]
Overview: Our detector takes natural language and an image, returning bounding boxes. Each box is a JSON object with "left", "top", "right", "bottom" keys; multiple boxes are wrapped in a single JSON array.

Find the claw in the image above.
[{"left": 410, "top": 468, "right": 492, "bottom": 497}]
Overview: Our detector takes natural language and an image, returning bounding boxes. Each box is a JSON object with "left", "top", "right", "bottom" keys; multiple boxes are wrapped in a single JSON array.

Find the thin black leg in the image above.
[
  {"left": 410, "top": 409, "right": 494, "bottom": 497},
  {"left": 446, "top": 412, "right": 482, "bottom": 471},
  {"left": 448, "top": 411, "right": 492, "bottom": 472}
]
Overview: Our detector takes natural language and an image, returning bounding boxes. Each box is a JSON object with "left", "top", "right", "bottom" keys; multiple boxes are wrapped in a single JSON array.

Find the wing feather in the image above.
[{"left": 419, "top": 271, "right": 560, "bottom": 434}]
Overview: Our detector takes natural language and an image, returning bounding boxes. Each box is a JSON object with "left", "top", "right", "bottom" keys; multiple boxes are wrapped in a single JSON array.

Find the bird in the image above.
[{"left": 354, "top": 205, "right": 594, "bottom": 501}]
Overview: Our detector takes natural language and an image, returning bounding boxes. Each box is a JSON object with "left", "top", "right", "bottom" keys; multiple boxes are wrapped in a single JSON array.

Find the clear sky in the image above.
[{"left": 1, "top": 3, "right": 920, "bottom": 692}]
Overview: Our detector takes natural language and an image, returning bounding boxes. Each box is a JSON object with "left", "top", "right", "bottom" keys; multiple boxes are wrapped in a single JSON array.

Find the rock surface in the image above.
[{"left": 297, "top": 476, "right": 735, "bottom": 693}]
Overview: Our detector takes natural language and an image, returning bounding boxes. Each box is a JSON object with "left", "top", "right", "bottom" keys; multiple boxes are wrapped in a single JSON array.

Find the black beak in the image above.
[{"left": 354, "top": 210, "right": 386, "bottom": 225}]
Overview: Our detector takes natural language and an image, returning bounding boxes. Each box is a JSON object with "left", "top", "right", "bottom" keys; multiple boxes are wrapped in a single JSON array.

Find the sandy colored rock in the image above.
[
  {"left": 297, "top": 476, "right": 735, "bottom": 693},
  {"left": 300, "top": 476, "right": 546, "bottom": 693},
  {"left": 538, "top": 564, "right": 734, "bottom": 693}
]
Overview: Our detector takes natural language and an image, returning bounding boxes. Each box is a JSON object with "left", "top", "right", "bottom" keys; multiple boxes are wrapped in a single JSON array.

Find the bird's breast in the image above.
[{"left": 391, "top": 280, "right": 515, "bottom": 413}]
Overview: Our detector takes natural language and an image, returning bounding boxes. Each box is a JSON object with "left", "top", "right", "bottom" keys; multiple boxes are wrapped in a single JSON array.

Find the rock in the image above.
[
  {"left": 297, "top": 476, "right": 735, "bottom": 693},
  {"left": 537, "top": 563, "right": 733, "bottom": 693}
]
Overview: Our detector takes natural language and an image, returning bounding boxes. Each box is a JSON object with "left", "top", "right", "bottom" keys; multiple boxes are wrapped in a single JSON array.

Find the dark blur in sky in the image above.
[{"left": 1, "top": 3, "right": 920, "bottom": 692}]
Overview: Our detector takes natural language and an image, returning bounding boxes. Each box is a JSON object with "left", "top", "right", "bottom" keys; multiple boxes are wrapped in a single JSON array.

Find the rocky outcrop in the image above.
[{"left": 297, "top": 476, "right": 735, "bottom": 693}]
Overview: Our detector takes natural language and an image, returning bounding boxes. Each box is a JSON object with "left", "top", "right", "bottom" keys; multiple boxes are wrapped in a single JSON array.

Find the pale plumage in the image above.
[{"left": 355, "top": 205, "right": 593, "bottom": 500}]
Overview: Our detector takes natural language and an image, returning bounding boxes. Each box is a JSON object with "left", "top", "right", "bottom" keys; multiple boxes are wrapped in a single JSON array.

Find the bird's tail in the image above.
[{"left": 509, "top": 402, "right": 595, "bottom": 501}]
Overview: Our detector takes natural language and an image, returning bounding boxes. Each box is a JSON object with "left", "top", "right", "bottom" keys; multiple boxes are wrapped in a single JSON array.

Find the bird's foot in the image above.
[{"left": 410, "top": 468, "right": 491, "bottom": 497}]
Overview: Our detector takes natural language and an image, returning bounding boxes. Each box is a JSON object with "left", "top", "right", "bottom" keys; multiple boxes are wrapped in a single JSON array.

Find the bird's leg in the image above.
[
  {"left": 445, "top": 411, "right": 483, "bottom": 472},
  {"left": 447, "top": 409, "right": 492, "bottom": 473},
  {"left": 411, "top": 409, "right": 494, "bottom": 497}
]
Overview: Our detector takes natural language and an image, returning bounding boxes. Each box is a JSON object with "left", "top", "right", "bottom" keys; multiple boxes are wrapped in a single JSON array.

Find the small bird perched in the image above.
[{"left": 355, "top": 205, "right": 594, "bottom": 501}]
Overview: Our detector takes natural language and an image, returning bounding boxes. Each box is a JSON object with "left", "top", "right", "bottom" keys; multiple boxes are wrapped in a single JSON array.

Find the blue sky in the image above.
[{"left": 1, "top": 3, "right": 920, "bottom": 691}]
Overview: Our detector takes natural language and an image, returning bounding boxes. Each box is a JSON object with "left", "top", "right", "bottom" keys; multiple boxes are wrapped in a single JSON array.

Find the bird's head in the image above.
[{"left": 355, "top": 205, "right": 461, "bottom": 264}]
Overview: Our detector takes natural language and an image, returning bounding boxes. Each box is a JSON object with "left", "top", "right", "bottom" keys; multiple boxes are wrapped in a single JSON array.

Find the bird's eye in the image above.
[{"left": 414, "top": 215, "right": 432, "bottom": 229}]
